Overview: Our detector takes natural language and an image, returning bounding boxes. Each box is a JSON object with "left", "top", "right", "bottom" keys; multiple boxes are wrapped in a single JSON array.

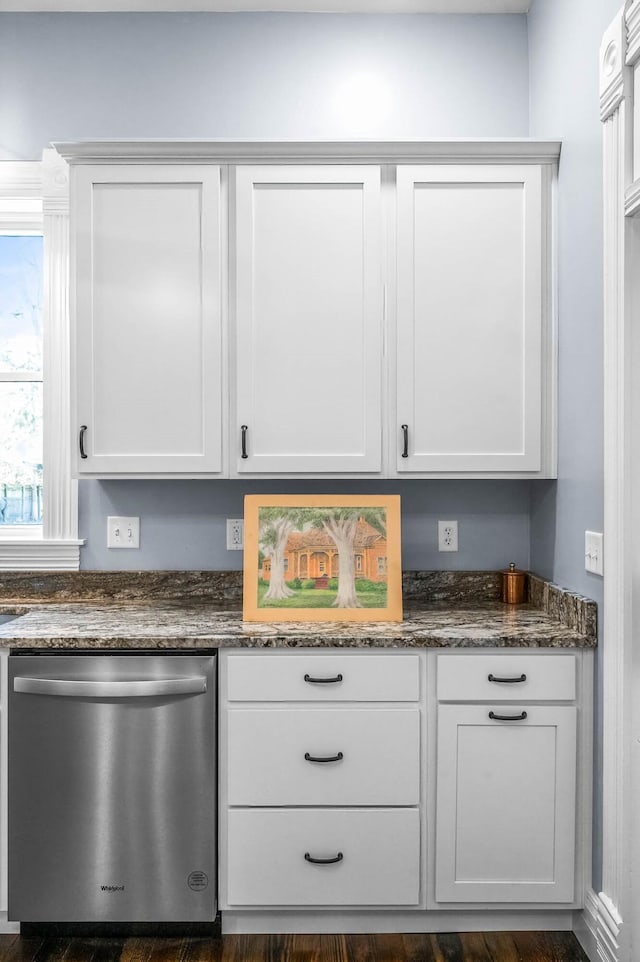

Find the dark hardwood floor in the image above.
[{"left": 0, "top": 933, "right": 589, "bottom": 962}]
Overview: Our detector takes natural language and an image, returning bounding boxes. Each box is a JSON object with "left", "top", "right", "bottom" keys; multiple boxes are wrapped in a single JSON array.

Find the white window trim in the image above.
[{"left": 0, "top": 152, "right": 83, "bottom": 569}]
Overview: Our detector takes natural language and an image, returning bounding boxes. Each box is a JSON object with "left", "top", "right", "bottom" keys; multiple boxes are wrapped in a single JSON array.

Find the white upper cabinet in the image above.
[
  {"left": 396, "top": 164, "right": 548, "bottom": 474},
  {"left": 61, "top": 142, "right": 558, "bottom": 479},
  {"left": 73, "top": 165, "right": 223, "bottom": 475},
  {"left": 233, "top": 165, "right": 383, "bottom": 474}
]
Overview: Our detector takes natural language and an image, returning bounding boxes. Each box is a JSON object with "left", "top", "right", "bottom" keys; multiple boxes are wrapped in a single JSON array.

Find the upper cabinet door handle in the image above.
[
  {"left": 401, "top": 424, "right": 409, "bottom": 458},
  {"left": 488, "top": 673, "right": 527, "bottom": 684},
  {"left": 79, "top": 425, "right": 88, "bottom": 459},
  {"left": 241, "top": 424, "right": 248, "bottom": 459}
]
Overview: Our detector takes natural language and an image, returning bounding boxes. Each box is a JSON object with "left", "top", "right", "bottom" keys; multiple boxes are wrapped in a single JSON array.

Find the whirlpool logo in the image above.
[{"left": 101, "top": 885, "right": 125, "bottom": 892}]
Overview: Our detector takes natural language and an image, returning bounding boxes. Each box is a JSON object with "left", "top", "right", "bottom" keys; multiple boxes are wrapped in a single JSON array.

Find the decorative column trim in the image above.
[
  {"left": 0, "top": 153, "right": 83, "bottom": 570},
  {"left": 624, "top": 178, "right": 640, "bottom": 215},
  {"left": 626, "top": 0, "right": 640, "bottom": 63},
  {"left": 41, "top": 148, "right": 80, "bottom": 562},
  {"left": 600, "top": 7, "right": 633, "bottom": 961},
  {"left": 601, "top": 11, "right": 628, "bottom": 121}
]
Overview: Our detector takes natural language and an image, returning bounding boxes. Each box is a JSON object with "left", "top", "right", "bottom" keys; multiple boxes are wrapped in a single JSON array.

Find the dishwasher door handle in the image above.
[{"left": 13, "top": 676, "right": 207, "bottom": 697}]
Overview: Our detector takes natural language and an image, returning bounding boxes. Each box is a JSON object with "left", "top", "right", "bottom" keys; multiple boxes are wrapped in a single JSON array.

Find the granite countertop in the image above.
[
  {"left": 0, "top": 600, "right": 595, "bottom": 649},
  {"left": 0, "top": 570, "right": 597, "bottom": 649}
]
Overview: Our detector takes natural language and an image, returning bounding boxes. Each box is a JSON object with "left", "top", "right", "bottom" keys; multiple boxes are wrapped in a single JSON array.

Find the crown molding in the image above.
[
  {"left": 0, "top": 0, "right": 532, "bottom": 12},
  {"left": 53, "top": 139, "right": 562, "bottom": 166}
]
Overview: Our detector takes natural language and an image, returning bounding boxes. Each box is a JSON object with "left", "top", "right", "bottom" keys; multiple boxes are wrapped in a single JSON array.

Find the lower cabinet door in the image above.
[
  {"left": 226, "top": 808, "right": 420, "bottom": 906},
  {"left": 435, "top": 704, "right": 576, "bottom": 903}
]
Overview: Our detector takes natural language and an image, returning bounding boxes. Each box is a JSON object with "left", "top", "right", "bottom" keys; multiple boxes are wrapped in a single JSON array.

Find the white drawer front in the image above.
[
  {"left": 227, "top": 808, "right": 420, "bottom": 906},
  {"left": 437, "top": 653, "right": 576, "bottom": 702},
  {"left": 226, "top": 653, "right": 420, "bottom": 702},
  {"left": 227, "top": 708, "right": 420, "bottom": 805}
]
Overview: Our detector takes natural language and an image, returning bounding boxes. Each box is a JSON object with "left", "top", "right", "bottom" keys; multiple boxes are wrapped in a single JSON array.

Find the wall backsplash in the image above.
[{"left": 78, "top": 479, "right": 532, "bottom": 572}]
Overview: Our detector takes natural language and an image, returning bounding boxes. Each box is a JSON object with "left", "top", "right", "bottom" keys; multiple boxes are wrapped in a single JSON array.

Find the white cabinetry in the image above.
[
  {"left": 233, "top": 165, "right": 383, "bottom": 474},
  {"left": 433, "top": 652, "right": 579, "bottom": 904},
  {"left": 60, "top": 142, "right": 559, "bottom": 479},
  {"left": 396, "top": 165, "right": 548, "bottom": 474},
  {"left": 219, "top": 650, "right": 422, "bottom": 909},
  {"left": 73, "top": 165, "right": 223, "bottom": 475}
]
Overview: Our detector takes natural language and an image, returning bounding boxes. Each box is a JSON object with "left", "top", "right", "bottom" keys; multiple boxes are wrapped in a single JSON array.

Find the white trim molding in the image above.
[
  {"left": 0, "top": 153, "right": 83, "bottom": 570},
  {"left": 600, "top": 11, "right": 628, "bottom": 122},
  {"left": 53, "top": 139, "right": 562, "bottom": 166},
  {"left": 600, "top": 6, "right": 635, "bottom": 962},
  {"left": 626, "top": 0, "right": 640, "bottom": 65},
  {"left": 574, "top": 888, "right": 600, "bottom": 962},
  {"left": 574, "top": 888, "right": 625, "bottom": 962}
]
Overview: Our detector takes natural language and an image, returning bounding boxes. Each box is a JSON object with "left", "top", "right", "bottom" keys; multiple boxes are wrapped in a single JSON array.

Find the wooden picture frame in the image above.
[{"left": 242, "top": 494, "right": 402, "bottom": 622}]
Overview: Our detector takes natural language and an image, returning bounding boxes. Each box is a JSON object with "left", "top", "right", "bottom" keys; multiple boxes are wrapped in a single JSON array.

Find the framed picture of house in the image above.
[{"left": 242, "top": 494, "right": 402, "bottom": 622}]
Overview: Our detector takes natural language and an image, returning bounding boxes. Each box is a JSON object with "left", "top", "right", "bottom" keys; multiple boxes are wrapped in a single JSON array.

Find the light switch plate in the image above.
[
  {"left": 107, "top": 516, "right": 140, "bottom": 549},
  {"left": 585, "top": 530, "right": 603, "bottom": 575}
]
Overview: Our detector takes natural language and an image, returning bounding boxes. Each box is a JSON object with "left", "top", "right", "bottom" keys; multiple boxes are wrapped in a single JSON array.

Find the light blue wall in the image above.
[
  {"left": 1, "top": 9, "right": 535, "bottom": 574},
  {"left": 0, "top": 12, "right": 528, "bottom": 159},
  {"left": 528, "top": 0, "right": 618, "bottom": 893},
  {"left": 79, "top": 479, "right": 531, "bottom": 571}
]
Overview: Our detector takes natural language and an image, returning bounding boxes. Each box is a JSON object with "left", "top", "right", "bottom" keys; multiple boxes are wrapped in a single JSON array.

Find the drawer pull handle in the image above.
[
  {"left": 304, "top": 673, "right": 343, "bottom": 684},
  {"left": 489, "top": 710, "right": 528, "bottom": 722},
  {"left": 488, "top": 673, "right": 527, "bottom": 684},
  {"left": 304, "top": 751, "right": 344, "bottom": 764},
  {"left": 304, "top": 852, "right": 344, "bottom": 865}
]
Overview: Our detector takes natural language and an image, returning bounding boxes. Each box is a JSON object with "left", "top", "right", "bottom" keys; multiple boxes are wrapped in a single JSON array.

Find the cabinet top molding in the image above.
[{"left": 53, "top": 139, "right": 562, "bottom": 165}]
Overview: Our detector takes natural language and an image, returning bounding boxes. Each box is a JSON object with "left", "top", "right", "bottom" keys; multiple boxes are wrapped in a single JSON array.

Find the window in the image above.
[
  {"left": 0, "top": 154, "right": 81, "bottom": 569},
  {"left": 378, "top": 556, "right": 387, "bottom": 575},
  {"left": 283, "top": 558, "right": 288, "bottom": 571},
  {"left": 0, "top": 235, "right": 44, "bottom": 526}
]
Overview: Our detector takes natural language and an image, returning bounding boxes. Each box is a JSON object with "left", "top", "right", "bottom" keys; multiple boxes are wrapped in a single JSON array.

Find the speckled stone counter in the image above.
[
  {"left": 0, "top": 601, "right": 595, "bottom": 649},
  {"left": 0, "top": 569, "right": 597, "bottom": 649}
]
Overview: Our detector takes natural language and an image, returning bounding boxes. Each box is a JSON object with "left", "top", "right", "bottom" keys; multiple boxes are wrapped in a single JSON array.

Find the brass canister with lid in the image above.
[{"left": 501, "top": 562, "right": 526, "bottom": 604}]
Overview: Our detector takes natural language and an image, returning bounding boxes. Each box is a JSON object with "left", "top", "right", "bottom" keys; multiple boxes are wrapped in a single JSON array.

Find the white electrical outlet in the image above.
[
  {"left": 585, "top": 530, "right": 604, "bottom": 575},
  {"left": 107, "top": 516, "right": 140, "bottom": 549},
  {"left": 438, "top": 520, "right": 458, "bottom": 552},
  {"left": 227, "top": 519, "right": 244, "bottom": 550}
]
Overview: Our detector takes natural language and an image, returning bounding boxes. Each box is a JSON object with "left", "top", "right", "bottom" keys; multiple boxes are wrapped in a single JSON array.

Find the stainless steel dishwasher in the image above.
[{"left": 8, "top": 652, "right": 216, "bottom": 923}]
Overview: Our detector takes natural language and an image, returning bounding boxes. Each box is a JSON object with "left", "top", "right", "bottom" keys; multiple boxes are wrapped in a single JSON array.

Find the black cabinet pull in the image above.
[
  {"left": 79, "top": 425, "right": 88, "bottom": 459},
  {"left": 488, "top": 673, "right": 527, "bottom": 684},
  {"left": 488, "top": 710, "right": 528, "bottom": 721},
  {"left": 304, "top": 751, "right": 344, "bottom": 764},
  {"left": 241, "top": 425, "right": 248, "bottom": 459},
  {"left": 304, "top": 673, "right": 343, "bottom": 684},
  {"left": 304, "top": 852, "right": 344, "bottom": 865},
  {"left": 401, "top": 424, "right": 409, "bottom": 458}
]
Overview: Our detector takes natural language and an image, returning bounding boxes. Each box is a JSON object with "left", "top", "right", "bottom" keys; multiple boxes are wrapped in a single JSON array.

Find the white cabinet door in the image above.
[
  {"left": 74, "top": 165, "right": 223, "bottom": 474},
  {"left": 435, "top": 704, "right": 576, "bottom": 903},
  {"left": 396, "top": 165, "right": 544, "bottom": 473},
  {"left": 234, "top": 166, "right": 383, "bottom": 474}
]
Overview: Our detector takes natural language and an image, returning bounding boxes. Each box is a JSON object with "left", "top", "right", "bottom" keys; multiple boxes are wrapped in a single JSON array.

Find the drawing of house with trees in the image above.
[{"left": 258, "top": 506, "right": 388, "bottom": 609}]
